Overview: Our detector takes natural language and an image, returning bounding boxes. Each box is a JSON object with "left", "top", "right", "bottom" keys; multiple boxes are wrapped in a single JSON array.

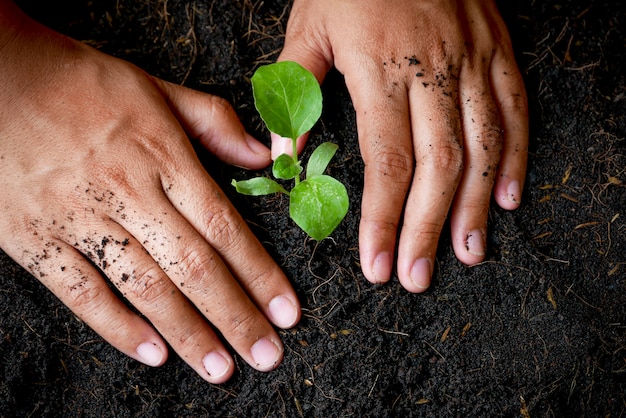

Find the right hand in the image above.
[
  {"left": 0, "top": 1, "right": 300, "bottom": 383},
  {"left": 273, "top": 0, "right": 528, "bottom": 292}
]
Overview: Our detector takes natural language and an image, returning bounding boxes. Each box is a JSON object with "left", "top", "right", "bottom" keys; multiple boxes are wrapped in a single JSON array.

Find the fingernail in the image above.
[
  {"left": 250, "top": 338, "right": 282, "bottom": 371},
  {"left": 245, "top": 133, "right": 270, "bottom": 157},
  {"left": 203, "top": 351, "right": 231, "bottom": 379},
  {"left": 372, "top": 252, "right": 392, "bottom": 283},
  {"left": 410, "top": 258, "right": 432, "bottom": 291},
  {"left": 269, "top": 295, "right": 299, "bottom": 328},
  {"left": 465, "top": 229, "right": 486, "bottom": 257},
  {"left": 136, "top": 342, "right": 164, "bottom": 367},
  {"left": 270, "top": 133, "right": 293, "bottom": 160},
  {"left": 506, "top": 180, "right": 521, "bottom": 205}
]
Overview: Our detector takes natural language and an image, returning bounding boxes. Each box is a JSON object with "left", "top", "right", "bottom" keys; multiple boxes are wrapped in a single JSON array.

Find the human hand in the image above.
[
  {"left": 0, "top": 2, "right": 300, "bottom": 383},
  {"left": 274, "top": 0, "right": 528, "bottom": 292}
]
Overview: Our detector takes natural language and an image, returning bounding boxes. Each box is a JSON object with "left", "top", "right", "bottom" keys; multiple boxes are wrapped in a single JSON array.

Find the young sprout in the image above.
[{"left": 232, "top": 61, "right": 349, "bottom": 241}]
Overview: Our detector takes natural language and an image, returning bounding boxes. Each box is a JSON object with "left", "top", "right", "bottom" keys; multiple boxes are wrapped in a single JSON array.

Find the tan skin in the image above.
[
  {"left": 272, "top": 0, "right": 528, "bottom": 292},
  {"left": 0, "top": 1, "right": 300, "bottom": 383},
  {"left": 1, "top": 0, "right": 527, "bottom": 381}
]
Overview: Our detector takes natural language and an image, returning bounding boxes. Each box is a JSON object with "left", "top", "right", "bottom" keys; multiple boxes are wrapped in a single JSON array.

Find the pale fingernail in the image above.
[
  {"left": 372, "top": 251, "right": 392, "bottom": 283},
  {"left": 203, "top": 351, "right": 231, "bottom": 379},
  {"left": 269, "top": 295, "right": 299, "bottom": 328},
  {"left": 506, "top": 180, "right": 521, "bottom": 205},
  {"left": 136, "top": 342, "right": 164, "bottom": 367},
  {"left": 465, "top": 229, "right": 486, "bottom": 257},
  {"left": 250, "top": 338, "right": 282, "bottom": 371},
  {"left": 245, "top": 133, "right": 270, "bottom": 157},
  {"left": 270, "top": 133, "right": 293, "bottom": 160},
  {"left": 410, "top": 258, "right": 432, "bottom": 291}
]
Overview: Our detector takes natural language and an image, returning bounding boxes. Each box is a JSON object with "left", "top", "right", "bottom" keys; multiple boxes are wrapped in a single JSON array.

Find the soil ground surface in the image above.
[{"left": 1, "top": 0, "right": 624, "bottom": 416}]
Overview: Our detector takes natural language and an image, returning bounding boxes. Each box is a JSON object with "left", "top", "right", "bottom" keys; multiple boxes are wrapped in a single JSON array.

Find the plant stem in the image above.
[{"left": 292, "top": 138, "right": 300, "bottom": 185}]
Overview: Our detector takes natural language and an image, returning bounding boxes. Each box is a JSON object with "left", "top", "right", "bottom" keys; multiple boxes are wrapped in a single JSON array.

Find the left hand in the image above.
[
  {"left": 273, "top": 0, "right": 528, "bottom": 292},
  {"left": 0, "top": 1, "right": 300, "bottom": 383}
]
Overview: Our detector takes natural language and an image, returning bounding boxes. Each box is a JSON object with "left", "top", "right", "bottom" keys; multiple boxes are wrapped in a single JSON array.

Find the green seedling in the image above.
[{"left": 232, "top": 61, "right": 349, "bottom": 241}]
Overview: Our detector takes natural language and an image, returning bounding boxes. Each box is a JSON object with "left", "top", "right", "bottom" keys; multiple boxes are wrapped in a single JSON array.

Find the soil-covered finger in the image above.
[
  {"left": 399, "top": 73, "right": 464, "bottom": 292},
  {"left": 450, "top": 73, "right": 503, "bottom": 265},
  {"left": 96, "top": 187, "right": 288, "bottom": 374},
  {"left": 160, "top": 160, "right": 301, "bottom": 330},
  {"left": 59, "top": 220, "right": 244, "bottom": 382},
  {"left": 490, "top": 50, "right": 529, "bottom": 210},
  {"left": 2, "top": 236, "right": 169, "bottom": 368},
  {"left": 344, "top": 70, "right": 413, "bottom": 285}
]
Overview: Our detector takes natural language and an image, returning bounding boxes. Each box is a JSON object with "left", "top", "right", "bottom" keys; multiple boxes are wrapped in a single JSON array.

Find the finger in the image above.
[
  {"left": 342, "top": 69, "right": 413, "bottom": 285},
  {"left": 160, "top": 156, "right": 301, "bottom": 328},
  {"left": 270, "top": 132, "right": 309, "bottom": 160},
  {"left": 156, "top": 76, "right": 301, "bottom": 330},
  {"left": 450, "top": 70, "right": 503, "bottom": 265},
  {"left": 278, "top": 7, "right": 333, "bottom": 86},
  {"left": 106, "top": 186, "right": 292, "bottom": 375},
  {"left": 155, "top": 79, "right": 271, "bottom": 170},
  {"left": 396, "top": 72, "right": 464, "bottom": 292},
  {"left": 490, "top": 50, "right": 529, "bottom": 210},
  {"left": 151, "top": 84, "right": 300, "bottom": 331},
  {"left": 62, "top": 221, "right": 243, "bottom": 383},
  {"left": 8, "top": 238, "right": 169, "bottom": 369}
]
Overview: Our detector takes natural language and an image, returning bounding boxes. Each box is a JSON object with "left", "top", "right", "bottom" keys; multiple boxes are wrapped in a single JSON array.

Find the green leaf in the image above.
[
  {"left": 251, "top": 61, "right": 322, "bottom": 140},
  {"left": 231, "top": 178, "right": 287, "bottom": 196},
  {"left": 306, "top": 142, "right": 339, "bottom": 179},
  {"left": 273, "top": 153, "right": 302, "bottom": 180},
  {"left": 289, "top": 175, "right": 349, "bottom": 241}
]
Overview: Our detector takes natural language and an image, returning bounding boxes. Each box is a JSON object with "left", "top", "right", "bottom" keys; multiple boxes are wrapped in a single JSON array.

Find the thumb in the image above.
[
  {"left": 155, "top": 78, "right": 271, "bottom": 170},
  {"left": 270, "top": 23, "right": 333, "bottom": 160}
]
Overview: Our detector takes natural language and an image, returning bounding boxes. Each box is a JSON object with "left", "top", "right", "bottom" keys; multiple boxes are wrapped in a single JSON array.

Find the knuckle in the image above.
[
  {"left": 245, "top": 263, "right": 277, "bottom": 294},
  {"left": 208, "top": 95, "right": 235, "bottom": 120},
  {"left": 173, "top": 321, "right": 207, "bottom": 346},
  {"left": 203, "top": 205, "right": 243, "bottom": 251},
  {"left": 501, "top": 90, "right": 528, "bottom": 115},
  {"left": 65, "top": 279, "right": 103, "bottom": 312},
  {"left": 369, "top": 148, "right": 414, "bottom": 184},
  {"left": 423, "top": 140, "right": 464, "bottom": 179},
  {"left": 362, "top": 218, "right": 398, "bottom": 236},
  {"left": 416, "top": 221, "right": 446, "bottom": 239},
  {"left": 479, "top": 123, "right": 504, "bottom": 155},
  {"left": 126, "top": 266, "right": 169, "bottom": 303},
  {"left": 405, "top": 221, "right": 445, "bottom": 249},
  {"left": 226, "top": 309, "right": 259, "bottom": 341},
  {"left": 176, "top": 245, "right": 219, "bottom": 288}
]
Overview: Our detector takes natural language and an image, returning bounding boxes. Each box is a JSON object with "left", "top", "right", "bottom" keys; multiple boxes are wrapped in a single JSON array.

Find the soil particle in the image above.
[{"left": 407, "top": 55, "right": 421, "bottom": 66}]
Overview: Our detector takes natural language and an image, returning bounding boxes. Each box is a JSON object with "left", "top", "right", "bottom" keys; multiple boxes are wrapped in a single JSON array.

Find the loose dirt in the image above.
[{"left": 1, "top": 0, "right": 624, "bottom": 416}]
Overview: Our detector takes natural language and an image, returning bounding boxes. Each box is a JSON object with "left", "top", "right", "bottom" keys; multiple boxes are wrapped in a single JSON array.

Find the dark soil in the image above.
[{"left": 1, "top": 0, "right": 624, "bottom": 416}]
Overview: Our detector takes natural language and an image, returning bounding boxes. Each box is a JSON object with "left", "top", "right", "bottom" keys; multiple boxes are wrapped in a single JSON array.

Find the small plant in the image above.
[{"left": 232, "top": 61, "right": 349, "bottom": 241}]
